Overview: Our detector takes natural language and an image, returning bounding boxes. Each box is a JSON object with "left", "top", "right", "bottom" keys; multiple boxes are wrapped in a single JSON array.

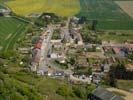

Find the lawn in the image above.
[
  {"left": 77, "top": 0, "right": 133, "bottom": 30},
  {"left": 98, "top": 30, "right": 133, "bottom": 42},
  {"left": 6, "top": 0, "right": 80, "bottom": 17},
  {"left": 0, "top": 17, "right": 28, "bottom": 52}
]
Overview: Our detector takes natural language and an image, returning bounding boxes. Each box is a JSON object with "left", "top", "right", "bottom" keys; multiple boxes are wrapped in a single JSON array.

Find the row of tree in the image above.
[
  {"left": 108, "top": 64, "right": 133, "bottom": 87},
  {"left": 115, "top": 64, "right": 133, "bottom": 80}
]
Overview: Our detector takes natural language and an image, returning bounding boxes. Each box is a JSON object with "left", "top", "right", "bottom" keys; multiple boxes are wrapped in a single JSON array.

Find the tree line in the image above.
[{"left": 108, "top": 64, "right": 133, "bottom": 87}]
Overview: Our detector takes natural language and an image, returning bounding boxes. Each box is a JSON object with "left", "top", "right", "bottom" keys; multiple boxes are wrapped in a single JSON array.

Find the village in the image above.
[
  {"left": 16, "top": 15, "right": 133, "bottom": 86},
  {"left": 0, "top": 1, "right": 133, "bottom": 99}
]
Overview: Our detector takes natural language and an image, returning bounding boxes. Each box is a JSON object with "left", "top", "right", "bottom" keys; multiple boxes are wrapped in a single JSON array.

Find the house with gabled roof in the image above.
[{"left": 90, "top": 87, "right": 124, "bottom": 100}]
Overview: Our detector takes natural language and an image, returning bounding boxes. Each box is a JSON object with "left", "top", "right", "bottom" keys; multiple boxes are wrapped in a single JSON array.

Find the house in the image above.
[
  {"left": 37, "top": 69, "right": 45, "bottom": 76},
  {"left": 69, "top": 75, "right": 91, "bottom": 84},
  {"left": 53, "top": 70, "right": 64, "bottom": 77},
  {"left": 32, "top": 48, "right": 41, "bottom": 63},
  {"left": 51, "top": 39, "right": 62, "bottom": 48},
  {"left": 30, "top": 62, "right": 37, "bottom": 72},
  {"left": 92, "top": 64, "right": 101, "bottom": 72},
  {"left": 47, "top": 68, "right": 54, "bottom": 76},
  {"left": 92, "top": 72, "right": 103, "bottom": 84},
  {"left": 34, "top": 42, "right": 42, "bottom": 49},
  {"left": 76, "top": 57, "right": 88, "bottom": 68},
  {"left": 102, "top": 46, "right": 112, "bottom": 53},
  {"left": 125, "top": 43, "right": 133, "bottom": 54},
  {"left": 125, "top": 64, "right": 133, "bottom": 71},
  {"left": 50, "top": 53, "right": 58, "bottom": 59},
  {"left": 90, "top": 87, "right": 124, "bottom": 100},
  {"left": 103, "top": 64, "right": 110, "bottom": 73},
  {"left": 113, "top": 47, "right": 120, "bottom": 54},
  {"left": 70, "top": 17, "right": 80, "bottom": 24}
]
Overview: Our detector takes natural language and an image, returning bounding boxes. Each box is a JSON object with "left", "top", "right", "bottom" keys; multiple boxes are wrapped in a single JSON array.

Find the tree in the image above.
[
  {"left": 115, "top": 64, "right": 126, "bottom": 79},
  {"left": 91, "top": 20, "right": 98, "bottom": 31},
  {"left": 86, "top": 84, "right": 96, "bottom": 98},
  {"left": 88, "top": 67, "right": 92, "bottom": 75},
  {"left": 69, "top": 57, "right": 76, "bottom": 65}
]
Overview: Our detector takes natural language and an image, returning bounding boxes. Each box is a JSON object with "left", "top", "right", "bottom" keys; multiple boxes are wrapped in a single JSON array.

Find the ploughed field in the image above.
[
  {"left": 6, "top": 0, "right": 80, "bottom": 17},
  {"left": 0, "top": 17, "right": 27, "bottom": 52}
]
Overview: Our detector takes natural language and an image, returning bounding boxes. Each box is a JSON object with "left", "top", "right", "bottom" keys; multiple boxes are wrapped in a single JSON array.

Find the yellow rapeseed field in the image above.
[{"left": 6, "top": 0, "right": 80, "bottom": 17}]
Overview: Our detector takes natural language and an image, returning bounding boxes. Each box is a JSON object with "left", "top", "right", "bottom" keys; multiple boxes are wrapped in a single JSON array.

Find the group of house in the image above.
[
  {"left": 30, "top": 32, "right": 44, "bottom": 71},
  {"left": 91, "top": 43, "right": 133, "bottom": 83},
  {"left": 102, "top": 42, "right": 133, "bottom": 57}
]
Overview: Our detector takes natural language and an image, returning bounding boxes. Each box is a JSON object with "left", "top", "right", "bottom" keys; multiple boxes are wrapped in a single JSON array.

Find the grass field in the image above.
[
  {"left": 77, "top": 0, "right": 133, "bottom": 30},
  {"left": 98, "top": 30, "right": 133, "bottom": 42},
  {"left": 0, "top": 17, "right": 28, "bottom": 52},
  {"left": 6, "top": 0, "right": 80, "bottom": 17}
]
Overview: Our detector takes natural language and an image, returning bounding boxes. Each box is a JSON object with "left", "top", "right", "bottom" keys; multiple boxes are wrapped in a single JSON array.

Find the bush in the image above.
[
  {"left": 72, "top": 86, "right": 86, "bottom": 98},
  {"left": 56, "top": 85, "right": 69, "bottom": 96},
  {"left": 86, "top": 84, "right": 96, "bottom": 98}
]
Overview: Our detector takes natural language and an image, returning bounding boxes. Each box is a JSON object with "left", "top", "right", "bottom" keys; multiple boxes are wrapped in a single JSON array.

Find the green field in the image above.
[
  {"left": 0, "top": 0, "right": 3, "bottom": 3},
  {"left": 6, "top": 0, "right": 80, "bottom": 17},
  {"left": 0, "top": 17, "right": 27, "bottom": 52},
  {"left": 99, "top": 30, "right": 133, "bottom": 42},
  {"left": 77, "top": 0, "right": 133, "bottom": 30}
]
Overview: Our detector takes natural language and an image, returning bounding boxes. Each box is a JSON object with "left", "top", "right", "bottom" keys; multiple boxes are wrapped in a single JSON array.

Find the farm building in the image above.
[{"left": 90, "top": 87, "right": 124, "bottom": 100}]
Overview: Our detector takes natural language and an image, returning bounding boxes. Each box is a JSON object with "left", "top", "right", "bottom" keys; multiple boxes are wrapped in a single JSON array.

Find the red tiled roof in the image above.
[
  {"left": 113, "top": 47, "right": 120, "bottom": 54},
  {"left": 34, "top": 42, "right": 42, "bottom": 49}
]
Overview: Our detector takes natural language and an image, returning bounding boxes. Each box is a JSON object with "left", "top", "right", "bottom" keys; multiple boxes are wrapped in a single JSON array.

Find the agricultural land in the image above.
[
  {"left": 0, "top": 17, "right": 28, "bottom": 52},
  {"left": 6, "top": 0, "right": 80, "bottom": 17},
  {"left": 76, "top": 0, "right": 133, "bottom": 30},
  {"left": 115, "top": 1, "right": 133, "bottom": 18}
]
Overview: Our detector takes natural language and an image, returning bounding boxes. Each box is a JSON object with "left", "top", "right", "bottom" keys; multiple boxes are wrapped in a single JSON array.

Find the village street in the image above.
[{"left": 38, "top": 25, "right": 54, "bottom": 74}]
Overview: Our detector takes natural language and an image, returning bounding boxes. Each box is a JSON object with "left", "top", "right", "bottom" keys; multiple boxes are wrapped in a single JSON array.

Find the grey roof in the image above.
[{"left": 92, "top": 87, "right": 124, "bottom": 100}]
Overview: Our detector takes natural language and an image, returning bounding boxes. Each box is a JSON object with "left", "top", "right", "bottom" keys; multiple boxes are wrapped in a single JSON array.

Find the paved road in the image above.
[{"left": 38, "top": 26, "right": 54, "bottom": 73}]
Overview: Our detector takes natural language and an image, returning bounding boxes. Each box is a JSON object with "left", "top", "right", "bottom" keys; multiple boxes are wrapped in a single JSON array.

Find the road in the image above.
[
  {"left": 107, "top": 88, "right": 133, "bottom": 100},
  {"left": 38, "top": 25, "right": 54, "bottom": 74}
]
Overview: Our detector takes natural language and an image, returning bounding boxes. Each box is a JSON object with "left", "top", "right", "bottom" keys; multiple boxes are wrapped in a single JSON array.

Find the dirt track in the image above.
[{"left": 107, "top": 88, "right": 133, "bottom": 100}]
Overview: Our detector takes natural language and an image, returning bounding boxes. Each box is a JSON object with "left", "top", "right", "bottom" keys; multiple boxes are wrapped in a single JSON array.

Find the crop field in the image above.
[
  {"left": 0, "top": 17, "right": 27, "bottom": 52},
  {"left": 115, "top": 1, "right": 133, "bottom": 18},
  {"left": 0, "top": 0, "right": 3, "bottom": 3},
  {"left": 77, "top": 0, "right": 133, "bottom": 30},
  {"left": 6, "top": 0, "right": 80, "bottom": 17}
]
